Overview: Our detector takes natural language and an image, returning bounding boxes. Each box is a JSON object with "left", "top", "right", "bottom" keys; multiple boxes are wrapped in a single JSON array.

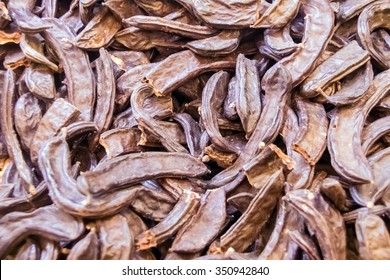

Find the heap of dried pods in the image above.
[{"left": 0, "top": 0, "right": 390, "bottom": 260}]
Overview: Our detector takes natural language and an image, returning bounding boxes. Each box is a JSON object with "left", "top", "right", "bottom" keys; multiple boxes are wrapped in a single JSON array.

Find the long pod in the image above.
[
  {"left": 291, "top": 98, "right": 328, "bottom": 166},
  {"left": 320, "top": 177, "right": 349, "bottom": 212},
  {"left": 220, "top": 169, "right": 284, "bottom": 252},
  {"left": 300, "top": 41, "right": 370, "bottom": 98},
  {"left": 99, "top": 128, "right": 142, "bottom": 159},
  {"left": 123, "top": 15, "right": 218, "bottom": 40},
  {"left": 14, "top": 93, "right": 43, "bottom": 149},
  {"left": 258, "top": 203, "right": 303, "bottom": 260},
  {"left": 67, "top": 229, "right": 99, "bottom": 260},
  {"left": 133, "top": 0, "right": 180, "bottom": 17},
  {"left": 42, "top": 18, "right": 95, "bottom": 121},
  {"left": 0, "top": 181, "right": 49, "bottom": 216},
  {"left": 25, "top": 64, "right": 56, "bottom": 100},
  {"left": 41, "top": 0, "right": 58, "bottom": 18},
  {"left": 371, "top": 29, "right": 390, "bottom": 68},
  {"left": 209, "top": 64, "right": 292, "bottom": 189},
  {"left": 327, "top": 61, "right": 373, "bottom": 106},
  {"left": 76, "top": 7, "right": 122, "bottom": 50},
  {"left": 350, "top": 147, "right": 390, "bottom": 207},
  {"left": 362, "top": 116, "right": 390, "bottom": 154},
  {"left": 114, "top": 27, "right": 182, "bottom": 51},
  {"left": 7, "top": 0, "right": 51, "bottom": 32},
  {"left": 115, "top": 63, "right": 157, "bottom": 108},
  {"left": 121, "top": 209, "right": 155, "bottom": 260},
  {"left": 223, "top": 76, "right": 239, "bottom": 120},
  {"left": 259, "top": 25, "right": 299, "bottom": 59},
  {"left": 284, "top": 190, "right": 346, "bottom": 260},
  {"left": 129, "top": 187, "right": 177, "bottom": 222},
  {"left": 357, "top": 1, "right": 390, "bottom": 69},
  {"left": 103, "top": 0, "right": 145, "bottom": 19},
  {"left": 355, "top": 212, "right": 390, "bottom": 260},
  {"left": 186, "top": 30, "right": 241, "bottom": 57},
  {"left": 243, "top": 146, "right": 285, "bottom": 190},
  {"left": 174, "top": 0, "right": 259, "bottom": 29},
  {"left": 136, "top": 190, "right": 200, "bottom": 250},
  {"left": 138, "top": 121, "right": 187, "bottom": 147},
  {"left": 143, "top": 50, "right": 236, "bottom": 97},
  {"left": 0, "top": 70, "right": 36, "bottom": 191},
  {"left": 343, "top": 205, "right": 390, "bottom": 224},
  {"left": 171, "top": 188, "right": 226, "bottom": 253},
  {"left": 235, "top": 54, "right": 261, "bottom": 139},
  {"left": 38, "top": 238, "right": 59, "bottom": 260},
  {"left": 337, "top": 0, "right": 376, "bottom": 22},
  {"left": 19, "top": 34, "right": 58, "bottom": 72},
  {"left": 131, "top": 83, "right": 187, "bottom": 153},
  {"left": 97, "top": 214, "right": 134, "bottom": 260},
  {"left": 328, "top": 69, "right": 390, "bottom": 184},
  {"left": 66, "top": 121, "right": 98, "bottom": 141},
  {"left": 15, "top": 238, "right": 40, "bottom": 260},
  {"left": 251, "top": 0, "right": 301, "bottom": 29},
  {"left": 201, "top": 71, "right": 238, "bottom": 154},
  {"left": 281, "top": 106, "right": 313, "bottom": 190},
  {"left": 173, "top": 113, "right": 202, "bottom": 157},
  {"left": 77, "top": 150, "right": 209, "bottom": 196},
  {"left": 288, "top": 230, "right": 321, "bottom": 260},
  {"left": 38, "top": 131, "right": 160, "bottom": 218},
  {"left": 88, "top": 48, "right": 116, "bottom": 150},
  {"left": 269, "top": 0, "right": 334, "bottom": 86},
  {"left": 0, "top": 205, "right": 84, "bottom": 258},
  {"left": 30, "top": 98, "right": 80, "bottom": 165}
]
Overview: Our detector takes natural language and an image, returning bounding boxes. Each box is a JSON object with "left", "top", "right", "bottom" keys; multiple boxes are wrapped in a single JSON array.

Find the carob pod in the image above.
[
  {"left": 259, "top": 25, "right": 299, "bottom": 60},
  {"left": 200, "top": 71, "right": 238, "bottom": 154},
  {"left": 209, "top": 64, "right": 292, "bottom": 190},
  {"left": 0, "top": 205, "right": 84, "bottom": 258},
  {"left": 88, "top": 48, "right": 116, "bottom": 151},
  {"left": 357, "top": 1, "right": 390, "bottom": 69},
  {"left": 220, "top": 169, "right": 284, "bottom": 252},
  {"left": 300, "top": 40, "right": 370, "bottom": 99},
  {"left": 258, "top": 201, "right": 303, "bottom": 260},
  {"left": 123, "top": 15, "right": 218, "bottom": 40},
  {"left": 42, "top": 18, "right": 96, "bottom": 121},
  {"left": 174, "top": 0, "right": 260, "bottom": 29},
  {"left": 327, "top": 61, "right": 373, "bottom": 106},
  {"left": 328, "top": 69, "right": 390, "bottom": 184},
  {"left": 19, "top": 34, "right": 58, "bottom": 72},
  {"left": 14, "top": 92, "right": 43, "bottom": 150},
  {"left": 67, "top": 229, "right": 99, "bottom": 260},
  {"left": 7, "top": 0, "right": 51, "bottom": 32},
  {"left": 39, "top": 131, "right": 166, "bottom": 218},
  {"left": 251, "top": 0, "right": 301, "bottom": 29},
  {"left": 76, "top": 7, "right": 122, "bottom": 50},
  {"left": 186, "top": 30, "right": 241, "bottom": 57},
  {"left": 0, "top": 70, "right": 36, "bottom": 193},
  {"left": 77, "top": 150, "right": 209, "bottom": 196},
  {"left": 136, "top": 190, "right": 201, "bottom": 250},
  {"left": 284, "top": 190, "right": 347, "bottom": 260},
  {"left": 235, "top": 53, "right": 261, "bottom": 139},
  {"left": 171, "top": 188, "right": 226, "bottom": 253},
  {"left": 350, "top": 147, "right": 390, "bottom": 207},
  {"left": 355, "top": 212, "right": 390, "bottom": 260},
  {"left": 281, "top": 106, "right": 313, "bottom": 191},
  {"left": 30, "top": 98, "right": 80, "bottom": 165},
  {"left": 268, "top": 0, "right": 334, "bottom": 87},
  {"left": 96, "top": 214, "right": 134, "bottom": 260}
]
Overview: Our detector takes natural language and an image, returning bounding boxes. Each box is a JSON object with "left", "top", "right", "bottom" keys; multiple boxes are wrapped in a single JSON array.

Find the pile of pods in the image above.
[{"left": 0, "top": 0, "right": 390, "bottom": 260}]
